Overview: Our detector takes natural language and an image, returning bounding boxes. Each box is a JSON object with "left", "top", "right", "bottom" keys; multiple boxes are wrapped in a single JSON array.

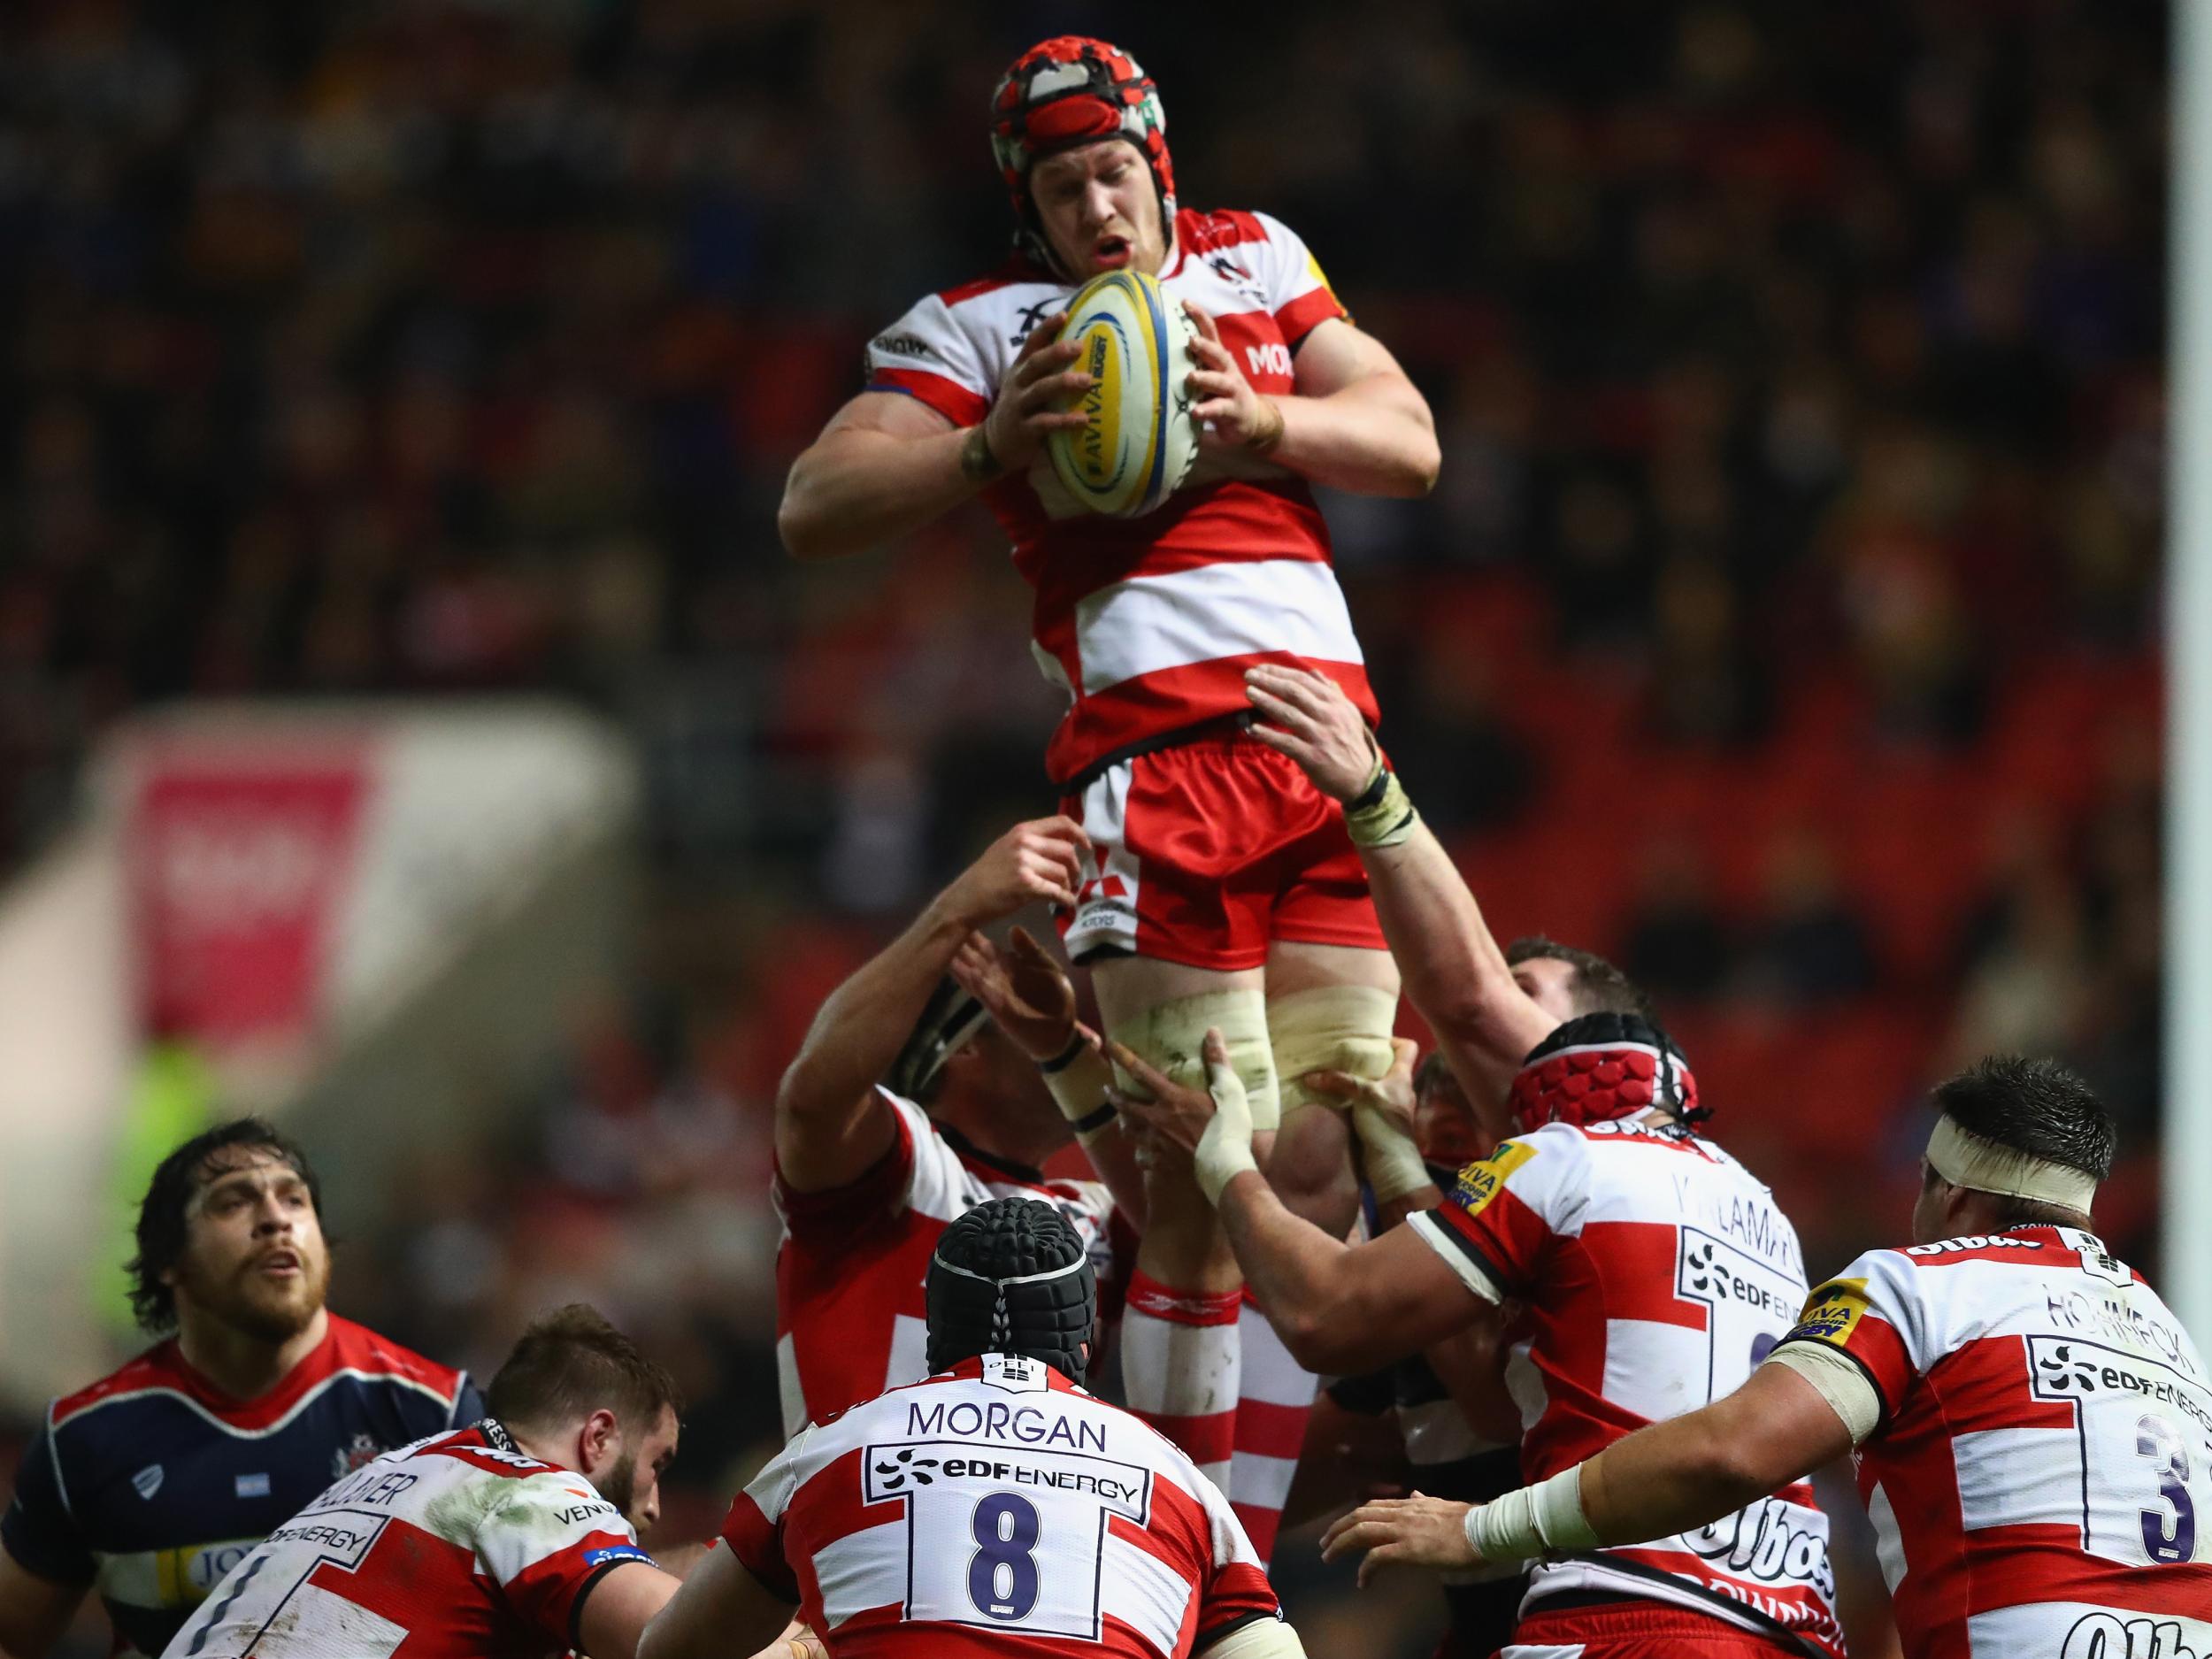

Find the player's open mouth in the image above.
[
  {"left": 256, "top": 1250, "right": 301, "bottom": 1277},
  {"left": 1094, "top": 236, "right": 1131, "bottom": 269}
]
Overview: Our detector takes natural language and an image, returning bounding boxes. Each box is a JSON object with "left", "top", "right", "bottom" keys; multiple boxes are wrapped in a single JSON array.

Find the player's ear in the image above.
[{"left": 578, "top": 1407, "right": 622, "bottom": 1475}]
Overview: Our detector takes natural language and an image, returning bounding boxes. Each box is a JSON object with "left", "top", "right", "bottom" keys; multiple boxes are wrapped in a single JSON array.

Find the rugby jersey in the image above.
[
  {"left": 773, "top": 1090, "right": 1118, "bottom": 1438},
  {"left": 862, "top": 208, "right": 1378, "bottom": 784},
  {"left": 1, "top": 1315, "right": 479, "bottom": 1658},
  {"left": 1773, "top": 1225, "right": 2212, "bottom": 1659},
  {"left": 1408, "top": 1118, "right": 1843, "bottom": 1656},
  {"left": 162, "top": 1418, "right": 653, "bottom": 1659},
  {"left": 725, "top": 1353, "right": 1281, "bottom": 1659}
]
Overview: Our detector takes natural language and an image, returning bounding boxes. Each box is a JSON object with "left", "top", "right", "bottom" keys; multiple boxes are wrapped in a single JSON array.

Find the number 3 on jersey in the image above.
[{"left": 864, "top": 1441, "right": 1156, "bottom": 1640}]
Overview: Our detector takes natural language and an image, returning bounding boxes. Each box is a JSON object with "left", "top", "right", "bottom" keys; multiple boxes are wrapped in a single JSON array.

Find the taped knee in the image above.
[
  {"left": 1269, "top": 985, "right": 1400, "bottom": 1115},
  {"left": 1109, "top": 988, "right": 1280, "bottom": 1133}
]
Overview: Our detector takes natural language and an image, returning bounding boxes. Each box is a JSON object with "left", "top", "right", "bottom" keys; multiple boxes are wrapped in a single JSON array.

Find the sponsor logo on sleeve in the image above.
[
  {"left": 870, "top": 333, "right": 933, "bottom": 361},
  {"left": 1449, "top": 1141, "right": 1537, "bottom": 1220},
  {"left": 1785, "top": 1278, "right": 1870, "bottom": 1348},
  {"left": 582, "top": 1545, "right": 655, "bottom": 1570}
]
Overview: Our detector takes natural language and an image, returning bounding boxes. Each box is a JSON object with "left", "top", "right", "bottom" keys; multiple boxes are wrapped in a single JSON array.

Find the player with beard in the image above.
[
  {"left": 163, "top": 1304, "right": 684, "bottom": 1659},
  {"left": 0, "top": 1121, "right": 480, "bottom": 1659},
  {"left": 779, "top": 35, "right": 1440, "bottom": 1559}
]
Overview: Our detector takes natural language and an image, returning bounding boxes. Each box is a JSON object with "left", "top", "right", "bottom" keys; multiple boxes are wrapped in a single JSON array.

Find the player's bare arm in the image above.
[
  {"left": 777, "top": 319, "right": 1090, "bottom": 560},
  {"left": 949, "top": 926, "right": 1148, "bottom": 1225},
  {"left": 775, "top": 816, "right": 1089, "bottom": 1192},
  {"left": 1318, "top": 1363, "right": 1851, "bottom": 1586},
  {"left": 636, "top": 1543, "right": 803, "bottom": 1659},
  {"left": 1116, "top": 1033, "right": 1496, "bottom": 1374},
  {"left": 1185, "top": 305, "right": 1438, "bottom": 498},
  {"left": 0, "top": 1548, "right": 85, "bottom": 1659},
  {"left": 1245, "top": 663, "right": 1555, "bottom": 1110},
  {"left": 575, "top": 1560, "right": 683, "bottom": 1659}
]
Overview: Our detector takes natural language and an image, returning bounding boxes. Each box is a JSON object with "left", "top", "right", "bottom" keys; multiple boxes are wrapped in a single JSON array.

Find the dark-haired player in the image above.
[
  {"left": 0, "top": 1120, "right": 479, "bottom": 1659},
  {"left": 778, "top": 37, "right": 1439, "bottom": 1556},
  {"left": 164, "top": 1304, "right": 682, "bottom": 1659},
  {"left": 643, "top": 1198, "right": 1304, "bottom": 1659},
  {"left": 1118, "top": 664, "right": 1843, "bottom": 1656},
  {"left": 1326, "top": 1057, "right": 2212, "bottom": 1659}
]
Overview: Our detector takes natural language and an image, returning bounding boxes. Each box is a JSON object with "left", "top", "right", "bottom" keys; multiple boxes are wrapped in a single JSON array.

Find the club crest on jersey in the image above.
[
  {"left": 1786, "top": 1278, "right": 1870, "bottom": 1347},
  {"left": 332, "top": 1432, "right": 383, "bottom": 1478},
  {"left": 1450, "top": 1141, "right": 1536, "bottom": 1218},
  {"left": 131, "top": 1463, "right": 164, "bottom": 1500}
]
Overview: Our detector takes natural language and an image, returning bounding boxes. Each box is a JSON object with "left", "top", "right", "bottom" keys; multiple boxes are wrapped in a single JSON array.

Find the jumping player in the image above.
[
  {"left": 777, "top": 35, "right": 1440, "bottom": 1553},
  {"left": 641, "top": 1197, "right": 1306, "bottom": 1659},
  {"left": 1116, "top": 669, "right": 1844, "bottom": 1656},
  {"left": 162, "top": 1304, "right": 683, "bottom": 1659},
  {"left": 1325, "top": 1057, "right": 2212, "bottom": 1659},
  {"left": 772, "top": 816, "right": 1125, "bottom": 1438},
  {"left": 0, "top": 1121, "right": 480, "bottom": 1659}
]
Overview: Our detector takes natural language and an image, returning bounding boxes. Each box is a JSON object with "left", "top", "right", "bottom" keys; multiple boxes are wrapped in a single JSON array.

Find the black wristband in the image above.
[
  {"left": 1070, "top": 1099, "right": 1118, "bottom": 1135},
  {"left": 1038, "top": 1033, "right": 1088, "bottom": 1075},
  {"left": 1346, "top": 757, "right": 1391, "bottom": 814}
]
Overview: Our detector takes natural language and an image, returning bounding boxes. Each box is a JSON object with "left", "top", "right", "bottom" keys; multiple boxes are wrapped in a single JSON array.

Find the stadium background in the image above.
[{"left": 0, "top": 3, "right": 2168, "bottom": 1656}]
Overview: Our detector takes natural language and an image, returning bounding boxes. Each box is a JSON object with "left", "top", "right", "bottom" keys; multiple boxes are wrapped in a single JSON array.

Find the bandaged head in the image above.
[
  {"left": 926, "top": 1196, "right": 1098, "bottom": 1386},
  {"left": 1509, "top": 1011, "right": 1702, "bottom": 1133},
  {"left": 1924, "top": 1114, "right": 2098, "bottom": 1213}
]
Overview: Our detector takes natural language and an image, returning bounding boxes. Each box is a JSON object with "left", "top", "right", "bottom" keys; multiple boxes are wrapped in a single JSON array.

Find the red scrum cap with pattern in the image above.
[{"left": 990, "top": 37, "right": 1174, "bottom": 271}]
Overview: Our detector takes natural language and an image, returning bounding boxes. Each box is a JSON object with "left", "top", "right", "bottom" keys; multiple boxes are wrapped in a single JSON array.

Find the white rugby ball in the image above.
[{"left": 1046, "top": 269, "right": 1200, "bottom": 518}]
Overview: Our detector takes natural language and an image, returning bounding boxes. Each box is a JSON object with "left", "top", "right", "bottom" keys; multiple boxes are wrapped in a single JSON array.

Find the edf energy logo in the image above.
[
  {"left": 1785, "top": 1279, "right": 1870, "bottom": 1348},
  {"left": 1450, "top": 1141, "right": 1535, "bottom": 1219}
]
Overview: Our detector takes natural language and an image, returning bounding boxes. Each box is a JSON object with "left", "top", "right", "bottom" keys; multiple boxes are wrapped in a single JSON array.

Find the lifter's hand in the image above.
[
  {"left": 1185, "top": 302, "right": 1285, "bottom": 453},
  {"left": 981, "top": 312, "right": 1092, "bottom": 473},
  {"left": 941, "top": 818, "right": 1091, "bottom": 926},
  {"left": 950, "top": 926, "right": 1084, "bottom": 1063},
  {"left": 1245, "top": 664, "right": 1382, "bottom": 802},
  {"left": 1114, "top": 1029, "right": 1256, "bottom": 1204},
  {"left": 1320, "top": 1494, "right": 1481, "bottom": 1587}
]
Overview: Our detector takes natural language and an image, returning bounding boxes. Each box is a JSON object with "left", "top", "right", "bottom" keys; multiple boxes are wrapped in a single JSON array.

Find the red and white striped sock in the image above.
[
  {"left": 1229, "top": 1294, "right": 1317, "bottom": 1567},
  {"left": 1119, "top": 1270, "right": 1241, "bottom": 1494}
]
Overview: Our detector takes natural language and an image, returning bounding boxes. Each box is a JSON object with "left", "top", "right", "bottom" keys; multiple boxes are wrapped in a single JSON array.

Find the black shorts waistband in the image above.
[{"left": 1056, "top": 711, "right": 1259, "bottom": 795}]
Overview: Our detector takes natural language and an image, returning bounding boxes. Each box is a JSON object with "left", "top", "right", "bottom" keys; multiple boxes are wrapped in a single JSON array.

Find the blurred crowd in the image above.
[{"left": 0, "top": 0, "right": 2171, "bottom": 1589}]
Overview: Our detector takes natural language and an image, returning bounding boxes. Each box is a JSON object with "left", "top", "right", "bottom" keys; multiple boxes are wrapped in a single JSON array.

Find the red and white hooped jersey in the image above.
[
  {"left": 1408, "top": 1118, "right": 1843, "bottom": 1656},
  {"left": 862, "top": 209, "right": 1378, "bottom": 785},
  {"left": 774, "top": 1089, "right": 1119, "bottom": 1438},
  {"left": 723, "top": 1354, "right": 1281, "bottom": 1659},
  {"left": 159, "top": 1420, "right": 654, "bottom": 1659},
  {"left": 1774, "top": 1225, "right": 2212, "bottom": 1659}
]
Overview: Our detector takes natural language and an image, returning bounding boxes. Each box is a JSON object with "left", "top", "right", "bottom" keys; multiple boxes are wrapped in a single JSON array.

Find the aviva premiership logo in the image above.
[
  {"left": 1450, "top": 1141, "right": 1536, "bottom": 1218},
  {"left": 1785, "top": 1278, "right": 1870, "bottom": 1347}
]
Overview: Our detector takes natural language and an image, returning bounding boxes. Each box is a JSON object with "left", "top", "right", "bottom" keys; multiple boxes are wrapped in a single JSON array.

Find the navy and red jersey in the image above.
[{"left": 1, "top": 1315, "right": 479, "bottom": 1658}]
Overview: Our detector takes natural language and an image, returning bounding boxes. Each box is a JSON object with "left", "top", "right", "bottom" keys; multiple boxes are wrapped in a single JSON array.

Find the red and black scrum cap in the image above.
[
  {"left": 989, "top": 37, "right": 1175, "bottom": 232},
  {"left": 1509, "top": 1011, "right": 1707, "bottom": 1133}
]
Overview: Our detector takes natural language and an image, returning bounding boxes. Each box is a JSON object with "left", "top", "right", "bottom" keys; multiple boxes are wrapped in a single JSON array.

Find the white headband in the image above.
[
  {"left": 928, "top": 1252, "right": 1088, "bottom": 1288},
  {"left": 1926, "top": 1116, "right": 2097, "bottom": 1212}
]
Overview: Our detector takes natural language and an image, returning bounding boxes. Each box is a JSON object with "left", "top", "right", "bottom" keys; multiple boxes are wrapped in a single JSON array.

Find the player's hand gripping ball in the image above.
[{"left": 1046, "top": 269, "right": 1200, "bottom": 517}]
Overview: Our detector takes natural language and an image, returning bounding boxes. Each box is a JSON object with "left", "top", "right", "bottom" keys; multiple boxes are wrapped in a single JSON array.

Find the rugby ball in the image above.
[{"left": 1046, "top": 269, "right": 1200, "bottom": 518}]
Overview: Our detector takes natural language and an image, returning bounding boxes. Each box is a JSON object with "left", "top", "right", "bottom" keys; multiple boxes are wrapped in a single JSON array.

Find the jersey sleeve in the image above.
[
  {"left": 0, "top": 1414, "right": 93, "bottom": 1586},
  {"left": 1405, "top": 1126, "right": 1583, "bottom": 1302},
  {"left": 1249, "top": 211, "right": 1350, "bottom": 349},
  {"left": 772, "top": 1088, "right": 921, "bottom": 1246},
  {"left": 863, "top": 295, "right": 992, "bottom": 426},
  {"left": 1188, "top": 1464, "right": 1283, "bottom": 1643},
  {"left": 717, "top": 1430, "right": 810, "bottom": 1603},
  {"left": 449, "top": 1375, "right": 488, "bottom": 1429},
  {"left": 476, "top": 1471, "right": 657, "bottom": 1651},
  {"left": 1770, "top": 1248, "right": 1932, "bottom": 1427}
]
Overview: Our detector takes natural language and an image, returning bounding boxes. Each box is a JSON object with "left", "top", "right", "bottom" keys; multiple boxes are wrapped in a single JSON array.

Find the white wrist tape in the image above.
[
  {"left": 1042, "top": 1043, "right": 1117, "bottom": 1140},
  {"left": 1465, "top": 1467, "right": 1599, "bottom": 1563},
  {"left": 1925, "top": 1115, "right": 2097, "bottom": 1211},
  {"left": 1194, "top": 1047, "right": 1260, "bottom": 1207}
]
